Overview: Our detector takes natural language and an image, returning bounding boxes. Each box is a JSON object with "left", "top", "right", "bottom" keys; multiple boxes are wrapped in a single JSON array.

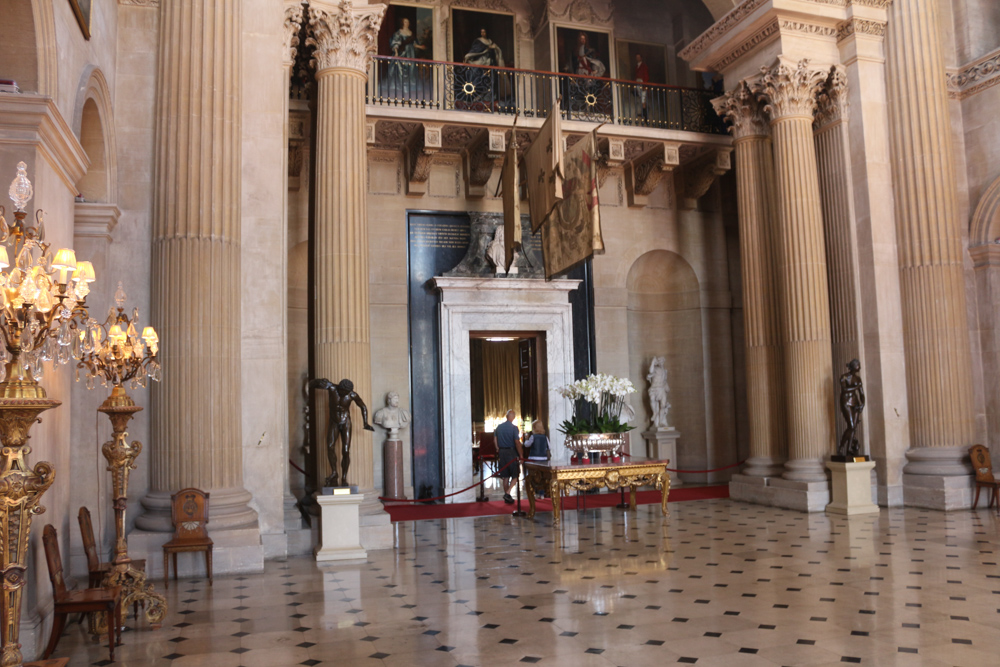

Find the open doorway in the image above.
[{"left": 469, "top": 332, "right": 548, "bottom": 488}]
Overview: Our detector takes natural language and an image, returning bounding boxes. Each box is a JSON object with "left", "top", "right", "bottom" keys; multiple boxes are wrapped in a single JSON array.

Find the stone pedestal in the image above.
[
  {"left": 826, "top": 461, "right": 879, "bottom": 515},
  {"left": 729, "top": 474, "right": 831, "bottom": 513},
  {"left": 383, "top": 439, "right": 406, "bottom": 501},
  {"left": 642, "top": 430, "right": 682, "bottom": 486},
  {"left": 316, "top": 493, "right": 366, "bottom": 562}
]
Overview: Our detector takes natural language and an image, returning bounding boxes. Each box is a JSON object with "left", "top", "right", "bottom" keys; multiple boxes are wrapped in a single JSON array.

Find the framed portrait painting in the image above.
[
  {"left": 451, "top": 9, "right": 515, "bottom": 68},
  {"left": 69, "top": 0, "right": 92, "bottom": 40},
  {"left": 556, "top": 27, "right": 611, "bottom": 78},
  {"left": 615, "top": 40, "right": 667, "bottom": 86},
  {"left": 378, "top": 4, "right": 435, "bottom": 60}
]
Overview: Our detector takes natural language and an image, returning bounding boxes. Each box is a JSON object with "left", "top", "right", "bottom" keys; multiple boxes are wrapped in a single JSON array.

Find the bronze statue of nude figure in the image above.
[
  {"left": 837, "top": 359, "right": 866, "bottom": 459},
  {"left": 309, "top": 378, "right": 374, "bottom": 487}
]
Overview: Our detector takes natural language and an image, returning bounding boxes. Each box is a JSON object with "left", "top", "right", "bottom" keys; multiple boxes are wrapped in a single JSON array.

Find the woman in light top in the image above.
[{"left": 523, "top": 420, "right": 550, "bottom": 461}]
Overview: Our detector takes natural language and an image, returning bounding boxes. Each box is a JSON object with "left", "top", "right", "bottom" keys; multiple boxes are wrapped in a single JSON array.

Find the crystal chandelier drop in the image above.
[{"left": 0, "top": 161, "right": 95, "bottom": 391}]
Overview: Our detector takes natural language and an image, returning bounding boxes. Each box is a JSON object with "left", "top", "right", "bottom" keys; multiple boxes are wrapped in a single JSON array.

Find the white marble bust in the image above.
[{"left": 373, "top": 391, "right": 411, "bottom": 439}]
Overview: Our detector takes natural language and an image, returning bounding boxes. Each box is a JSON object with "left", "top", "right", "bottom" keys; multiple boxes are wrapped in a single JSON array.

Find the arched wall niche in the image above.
[
  {"left": 72, "top": 67, "right": 118, "bottom": 205},
  {"left": 625, "top": 249, "right": 707, "bottom": 481}
]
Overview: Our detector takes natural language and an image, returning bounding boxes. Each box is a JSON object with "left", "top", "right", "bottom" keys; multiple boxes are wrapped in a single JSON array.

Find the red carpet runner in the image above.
[{"left": 385, "top": 485, "right": 730, "bottom": 522}]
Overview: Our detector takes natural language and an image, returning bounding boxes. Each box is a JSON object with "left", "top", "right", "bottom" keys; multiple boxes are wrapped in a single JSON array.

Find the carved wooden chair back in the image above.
[
  {"left": 42, "top": 524, "right": 68, "bottom": 598},
  {"left": 478, "top": 433, "right": 498, "bottom": 458},
  {"left": 170, "top": 488, "right": 210, "bottom": 540},
  {"left": 78, "top": 506, "right": 101, "bottom": 574},
  {"left": 971, "top": 445, "right": 994, "bottom": 483}
]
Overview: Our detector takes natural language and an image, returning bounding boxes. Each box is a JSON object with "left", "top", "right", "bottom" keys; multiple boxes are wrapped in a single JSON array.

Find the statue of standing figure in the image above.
[
  {"left": 309, "top": 378, "right": 374, "bottom": 488},
  {"left": 837, "top": 359, "right": 866, "bottom": 458},
  {"left": 647, "top": 356, "right": 671, "bottom": 430}
]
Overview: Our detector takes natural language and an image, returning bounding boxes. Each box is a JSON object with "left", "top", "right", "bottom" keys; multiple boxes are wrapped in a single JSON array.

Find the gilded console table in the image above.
[{"left": 523, "top": 458, "right": 670, "bottom": 525}]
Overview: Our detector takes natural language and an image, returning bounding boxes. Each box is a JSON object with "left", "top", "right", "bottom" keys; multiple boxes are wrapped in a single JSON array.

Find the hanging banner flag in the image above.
[
  {"left": 523, "top": 100, "right": 564, "bottom": 232},
  {"left": 501, "top": 138, "right": 521, "bottom": 272},
  {"left": 543, "top": 132, "right": 603, "bottom": 278}
]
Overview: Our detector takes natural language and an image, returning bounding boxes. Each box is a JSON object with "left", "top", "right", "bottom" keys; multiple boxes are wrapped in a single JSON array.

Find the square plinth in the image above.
[
  {"left": 316, "top": 493, "right": 367, "bottom": 561},
  {"left": 825, "top": 460, "right": 879, "bottom": 515}
]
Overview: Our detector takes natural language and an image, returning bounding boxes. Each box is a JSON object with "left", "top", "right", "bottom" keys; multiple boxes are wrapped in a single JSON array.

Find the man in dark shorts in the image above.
[{"left": 495, "top": 409, "right": 522, "bottom": 504}]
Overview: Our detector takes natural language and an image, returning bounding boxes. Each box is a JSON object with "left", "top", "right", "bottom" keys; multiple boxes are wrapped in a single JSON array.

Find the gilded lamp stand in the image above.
[
  {"left": 93, "top": 386, "right": 166, "bottom": 630},
  {"left": 78, "top": 282, "right": 165, "bottom": 633}
]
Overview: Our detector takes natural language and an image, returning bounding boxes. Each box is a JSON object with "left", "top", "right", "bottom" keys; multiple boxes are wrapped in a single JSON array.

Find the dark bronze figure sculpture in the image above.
[
  {"left": 837, "top": 359, "right": 866, "bottom": 459},
  {"left": 309, "top": 378, "right": 374, "bottom": 488}
]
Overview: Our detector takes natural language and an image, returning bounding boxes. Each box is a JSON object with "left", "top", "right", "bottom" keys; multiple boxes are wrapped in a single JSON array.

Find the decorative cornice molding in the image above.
[
  {"left": 679, "top": 0, "right": 768, "bottom": 64},
  {"left": 73, "top": 201, "right": 121, "bottom": 241},
  {"left": 676, "top": 149, "right": 732, "bottom": 208},
  {"left": 0, "top": 94, "right": 89, "bottom": 191},
  {"left": 947, "top": 48, "right": 1000, "bottom": 101},
  {"left": 118, "top": 0, "right": 160, "bottom": 6},
  {"left": 710, "top": 18, "right": 780, "bottom": 73},
  {"left": 758, "top": 59, "right": 829, "bottom": 120},
  {"left": 712, "top": 80, "right": 770, "bottom": 139},
  {"left": 837, "top": 17, "right": 886, "bottom": 42},
  {"left": 307, "top": 0, "right": 386, "bottom": 73},
  {"left": 850, "top": 0, "right": 892, "bottom": 8},
  {"left": 283, "top": 2, "right": 306, "bottom": 65},
  {"left": 814, "top": 65, "right": 849, "bottom": 129},
  {"left": 779, "top": 19, "right": 836, "bottom": 38}
]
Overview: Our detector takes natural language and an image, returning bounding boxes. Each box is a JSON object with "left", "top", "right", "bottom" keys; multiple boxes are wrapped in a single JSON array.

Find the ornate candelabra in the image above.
[
  {"left": 77, "top": 282, "right": 165, "bottom": 630},
  {"left": 0, "top": 162, "right": 95, "bottom": 667}
]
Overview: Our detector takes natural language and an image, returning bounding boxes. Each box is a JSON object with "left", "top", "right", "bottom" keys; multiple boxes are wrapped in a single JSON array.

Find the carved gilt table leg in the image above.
[
  {"left": 660, "top": 471, "right": 671, "bottom": 517},
  {"left": 550, "top": 478, "right": 561, "bottom": 525}
]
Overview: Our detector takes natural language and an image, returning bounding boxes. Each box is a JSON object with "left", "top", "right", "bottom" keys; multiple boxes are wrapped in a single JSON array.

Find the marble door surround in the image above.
[{"left": 432, "top": 277, "right": 579, "bottom": 502}]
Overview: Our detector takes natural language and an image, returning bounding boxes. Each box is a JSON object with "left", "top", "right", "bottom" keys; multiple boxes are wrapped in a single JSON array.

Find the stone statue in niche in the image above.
[
  {"left": 309, "top": 378, "right": 374, "bottom": 488},
  {"left": 647, "top": 356, "right": 671, "bottom": 430},
  {"left": 837, "top": 359, "right": 866, "bottom": 459},
  {"left": 374, "top": 391, "right": 412, "bottom": 440}
]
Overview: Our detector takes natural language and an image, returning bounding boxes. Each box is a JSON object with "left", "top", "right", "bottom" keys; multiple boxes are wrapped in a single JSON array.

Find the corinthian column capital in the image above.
[
  {"left": 758, "top": 58, "right": 830, "bottom": 121},
  {"left": 712, "top": 80, "right": 770, "bottom": 140},
  {"left": 307, "top": 0, "right": 386, "bottom": 73},
  {"left": 814, "top": 66, "right": 849, "bottom": 129},
  {"left": 283, "top": 1, "right": 306, "bottom": 65}
]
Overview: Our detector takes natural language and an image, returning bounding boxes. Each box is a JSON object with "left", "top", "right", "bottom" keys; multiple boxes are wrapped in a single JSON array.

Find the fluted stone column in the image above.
[
  {"left": 886, "top": 0, "right": 977, "bottom": 499},
  {"left": 141, "top": 0, "right": 257, "bottom": 532},
  {"left": 713, "top": 83, "right": 786, "bottom": 478},
  {"left": 813, "top": 68, "right": 864, "bottom": 443},
  {"left": 307, "top": 1, "right": 385, "bottom": 496},
  {"left": 759, "top": 59, "right": 836, "bottom": 483}
]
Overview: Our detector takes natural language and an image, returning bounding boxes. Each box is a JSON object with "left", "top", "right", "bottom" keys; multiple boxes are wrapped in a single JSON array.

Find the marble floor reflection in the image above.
[{"left": 56, "top": 499, "right": 1000, "bottom": 666}]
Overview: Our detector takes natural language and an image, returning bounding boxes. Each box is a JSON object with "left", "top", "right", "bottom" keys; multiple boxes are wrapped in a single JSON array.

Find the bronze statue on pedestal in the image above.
[
  {"left": 837, "top": 359, "right": 866, "bottom": 459},
  {"left": 309, "top": 378, "right": 374, "bottom": 487}
]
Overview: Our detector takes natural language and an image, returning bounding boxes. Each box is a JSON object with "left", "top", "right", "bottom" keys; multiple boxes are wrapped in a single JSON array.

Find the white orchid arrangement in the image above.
[{"left": 558, "top": 373, "right": 637, "bottom": 434}]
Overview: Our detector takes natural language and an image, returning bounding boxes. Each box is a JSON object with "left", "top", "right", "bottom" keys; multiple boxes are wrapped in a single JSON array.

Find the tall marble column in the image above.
[
  {"left": 307, "top": 0, "right": 385, "bottom": 495},
  {"left": 813, "top": 68, "right": 864, "bottom": 442},
  {"left": 141, "top": 0, "right": 257, "bottom": 532},
  {"left": 713, "top": 83, "right": 786, "bottom": 477},
  {"left": 886, "top": 0, "right": 977, "bottom": 497},
  {"left": 759, "top": 59, "right": 836, "bottom": 482}
]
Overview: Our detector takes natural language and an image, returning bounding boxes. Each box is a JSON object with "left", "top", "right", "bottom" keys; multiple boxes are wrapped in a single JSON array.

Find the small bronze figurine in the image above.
[
  {"left": 837, "top": 359, "right": 866, "bottom": 458},
  {"left": 309, "top": 378, "right": 374, "bottom": 487}
]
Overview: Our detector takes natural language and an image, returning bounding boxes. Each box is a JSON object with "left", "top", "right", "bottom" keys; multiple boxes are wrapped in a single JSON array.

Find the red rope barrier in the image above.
[
  {"left": 289, "top": 459, "right": 307, "bottom": 475},
  {"left": 378, "top": 456, "right": 523, "bottom": 504}
]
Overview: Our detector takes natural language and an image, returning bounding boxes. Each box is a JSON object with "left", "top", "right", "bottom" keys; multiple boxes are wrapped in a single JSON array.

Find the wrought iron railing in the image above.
[{"left": 368, "top": 56, "right": 726, "bottom": 135}]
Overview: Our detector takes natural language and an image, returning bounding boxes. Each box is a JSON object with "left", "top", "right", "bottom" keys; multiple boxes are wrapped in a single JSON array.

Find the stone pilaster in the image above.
[
  {"left": 307, "top": 0, "right": 385, "bottom": 496},
  {"left": 885, "top": 0, "right": 976, "bottom": 505},
  {"left": 813, "top": 67, "right": 864, "bottom": 445},
  {"left": 758, "top": 59, "right": 836, "bottom": 483},
  {"left": 141, "top": 0, "right": 257, "bottom": 533},
  {"left": 713, "top": 82, "right": 786, "bottom": 478}
]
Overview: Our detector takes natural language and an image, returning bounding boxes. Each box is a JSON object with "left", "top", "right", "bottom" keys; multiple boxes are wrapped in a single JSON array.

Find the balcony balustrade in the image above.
[{"left": 367, "top": 56, "right": 726, "bottom": 135}]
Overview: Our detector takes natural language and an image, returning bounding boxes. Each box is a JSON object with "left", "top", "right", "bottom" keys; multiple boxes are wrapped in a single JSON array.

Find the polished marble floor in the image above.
[{"left": 56, "top": 499, "right": 1000, "bottom": 666}]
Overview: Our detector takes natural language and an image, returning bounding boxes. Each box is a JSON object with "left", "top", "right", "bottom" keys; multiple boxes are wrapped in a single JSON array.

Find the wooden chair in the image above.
[
  {"left": 41, "top": 525, "right": 122, "bottom": 662},
  {"left": 477, "top": 432, "right": 498, "bottom": 476},
  {"left": 78, "top": 507, "right": 146, "bottom": 588},
  {"left": 970, "top": 445, "right": 1000, "bottom": 512},
  {"left": 162, "top": 488, "right": 213, "bottom": 588}
]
